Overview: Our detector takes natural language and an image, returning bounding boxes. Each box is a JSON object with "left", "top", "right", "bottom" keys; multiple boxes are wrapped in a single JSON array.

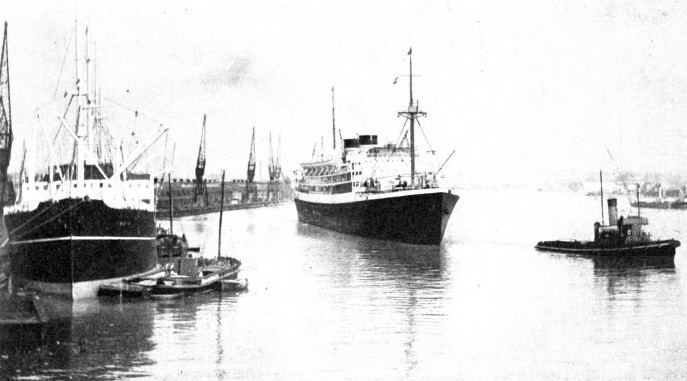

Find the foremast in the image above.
[
  {"left": 0, "top": 22, "right": 13, "bottom": 208},
  {"left": 397, "top": 48, "right": 426, "bottom": 188},
  {"left": 13, "top": 21, "right": 167, "bottom": 211}
]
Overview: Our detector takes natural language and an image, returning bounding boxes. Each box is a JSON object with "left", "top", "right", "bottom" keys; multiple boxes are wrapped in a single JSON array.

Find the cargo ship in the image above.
[
  {"left": 4, "top": 23, "right": 167, "bottom": 299},
  {"left": 294, "top": 49, "right": 459, "bottom": 245}
]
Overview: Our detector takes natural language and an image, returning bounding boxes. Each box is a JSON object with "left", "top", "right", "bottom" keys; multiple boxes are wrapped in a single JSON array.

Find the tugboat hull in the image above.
[
  {"left": 535, "top": 239, "right": 680, "bottom": 257},
  {"left": 294, "top": 189, "right": 459, "bottom": 245}
]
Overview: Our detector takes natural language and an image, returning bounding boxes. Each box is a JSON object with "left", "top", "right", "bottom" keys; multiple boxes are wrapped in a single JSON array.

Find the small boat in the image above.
[
  {"left": 149, "top": 256, "right": 240, "bottom": 299},
  {"left": 221, "top": 278, "right": 249, "bottom": 292},
  {"left": 536, "top": 175, "right": 680, "bottom": 258},
  {"left": 98, "top": 256, "right": 241, "bottom": 299}
]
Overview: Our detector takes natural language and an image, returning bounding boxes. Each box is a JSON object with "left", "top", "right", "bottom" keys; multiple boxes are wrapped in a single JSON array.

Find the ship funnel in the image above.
[
  {"left": 607, "top": 198, "right": 618, "bottom": 225},
  {"left": 594, "top": 222, "right": 601, "bottom": 240}
]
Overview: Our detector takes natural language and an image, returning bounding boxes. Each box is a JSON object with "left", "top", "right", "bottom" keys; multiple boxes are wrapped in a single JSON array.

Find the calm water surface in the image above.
[{"left": 3, "top": 189, "right": 687, "bottom": 380}]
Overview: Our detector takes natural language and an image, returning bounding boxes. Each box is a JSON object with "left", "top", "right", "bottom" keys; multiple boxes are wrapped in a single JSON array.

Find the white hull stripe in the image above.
[{"left": 10, "top": 236, "right": 155, "bottom": 245}]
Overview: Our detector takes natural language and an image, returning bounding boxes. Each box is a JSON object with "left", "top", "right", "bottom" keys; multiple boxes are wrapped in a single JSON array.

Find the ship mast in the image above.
[
  {"left": 332, "top": 86, "right": 336, "bottom": 150},
  {"left": 218, "top": 169, "right": 225, "bottom": 259},
  {"left": 0, "top": 22, "right": 14, "bottom": 210},
  {"left": 397, "top": 48, "right": 425, "bottom": 188},
  {"left": 268, "top": 131, "right": 275, "bottom": 181},
  {"left": 599, "top": 170, "right": 604, "bottom": 225},
  {"left": 75, "top": 19, "right": 85, "bottom": 189}
]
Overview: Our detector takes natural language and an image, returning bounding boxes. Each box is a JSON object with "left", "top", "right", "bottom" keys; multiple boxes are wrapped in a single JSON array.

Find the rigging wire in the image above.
[
  {"left": 395, "top": 118, "right": 409, "bottom": 146},
  {"left": 103, "top": 97, "right": 165, "bottom": 128},
  {"left": 415, "top": 118, "right": 435, "bottom": 155},
  {"left": 53, "top": 28, "right": 75, "bottom": 100}
]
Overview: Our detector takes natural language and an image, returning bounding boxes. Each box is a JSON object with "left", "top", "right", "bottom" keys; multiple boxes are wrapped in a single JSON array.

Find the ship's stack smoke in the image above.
[{"left": 607, "top": 198, "right": 618, "bottom": 226}]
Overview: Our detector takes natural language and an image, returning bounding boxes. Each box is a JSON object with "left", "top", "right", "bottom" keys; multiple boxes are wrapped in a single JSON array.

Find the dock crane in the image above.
[
  {"left": 193, "top": 114, "right": 208, "bottom": 206},
  {"left": 267, "top": 132, "right": 282, "bottom": 202},
  {"left": 242, "top": 127, "right": 258, "bottom": 203}
]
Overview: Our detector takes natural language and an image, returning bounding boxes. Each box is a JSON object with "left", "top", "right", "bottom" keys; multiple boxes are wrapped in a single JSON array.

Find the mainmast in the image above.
[
  {"left": 599, "top": 170, "right": 604, "bottom": 225},
  {"left": 75, "top": 19, "right": 85, "bottom": 187},
  {"left": 0, "top": 22, "right": 13, "bottom": 178},
  {"left": 0, "top": 21, "right": 13, "bottom": 216},
  {"left": 268, "top": 131, "right": 275, "bottom": 181},
  {"left": 397, "top": 48, "right": 426, "bottom": 188},
  {"left": 276, "top": 134, "right": 281, "bottom": 180},
  {"left": 331, "top": 86, "right": 336, "bottom": 150}
]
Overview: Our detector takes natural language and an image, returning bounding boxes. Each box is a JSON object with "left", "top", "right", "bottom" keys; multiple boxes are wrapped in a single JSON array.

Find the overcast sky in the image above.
[{"left": 3, "top": 0, "right": 687, "bottom": 184}]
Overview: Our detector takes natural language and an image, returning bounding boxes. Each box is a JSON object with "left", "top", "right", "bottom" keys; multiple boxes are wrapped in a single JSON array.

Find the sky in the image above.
[{"left": 3, "top": 0, "right": 687, "bottom": 185}]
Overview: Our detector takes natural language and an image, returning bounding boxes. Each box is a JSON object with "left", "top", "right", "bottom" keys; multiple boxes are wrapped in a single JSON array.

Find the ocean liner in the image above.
[
  {"left": 4, "top": 23, "right": 167, "bottom": 299},
  {"left": 294, "top": 49, "right": 459, "bottom": 245}
]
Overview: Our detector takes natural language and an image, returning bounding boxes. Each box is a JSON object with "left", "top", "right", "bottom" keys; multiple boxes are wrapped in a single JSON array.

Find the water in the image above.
[{"left": 3, "top": 189, "right": 687, "bottom": 380}]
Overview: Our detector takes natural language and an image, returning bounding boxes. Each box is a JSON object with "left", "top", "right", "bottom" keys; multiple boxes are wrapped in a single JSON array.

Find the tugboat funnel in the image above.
[{"left": 607, "top": 198, "right": 618, "bottom": 226}]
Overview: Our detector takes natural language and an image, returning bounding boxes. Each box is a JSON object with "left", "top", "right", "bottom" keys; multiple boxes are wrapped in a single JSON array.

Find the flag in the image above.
[
  {"left": 393, "top": 76, "right": 399, "bottom": 84},
  {"left": 408, "top": 47, "right": 412, "bottom": 55}
]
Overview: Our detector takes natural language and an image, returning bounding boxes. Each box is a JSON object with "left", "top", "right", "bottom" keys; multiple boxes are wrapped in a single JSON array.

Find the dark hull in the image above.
[
  {"left": 535, "top": 239, "right": 680, "bottom": 257},
  {"left": 294, "top": 190, "right": 459, "bottom": 245},
  {"left": 630, "top": 201, "right": 672, "bottom": 209},
  {"left": 5, "top": 198, "right": 157, "bottom": 299}
]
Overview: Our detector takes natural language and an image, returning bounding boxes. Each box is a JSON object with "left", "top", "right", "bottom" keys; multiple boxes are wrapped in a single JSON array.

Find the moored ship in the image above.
[
  {"left": 4, "top": 23, "right": 167, "bottom": 299},
  {"left": 294, "top": 49, "right": 459, "bottom": 245}
]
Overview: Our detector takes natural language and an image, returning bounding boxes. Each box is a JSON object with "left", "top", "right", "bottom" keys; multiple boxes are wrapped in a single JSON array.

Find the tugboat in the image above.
[
  {"left": 294, "top": 49, "right": 459, "bottom": 245},
  {"left": 536, "top": 174, "right": 680, "bottom": 258}
]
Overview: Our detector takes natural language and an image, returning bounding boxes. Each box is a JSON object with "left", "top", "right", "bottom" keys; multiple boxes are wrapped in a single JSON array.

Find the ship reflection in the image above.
[
  {"left": 296, "top": 222, "right": 445, "bottom": 377},
  {"left": 296, "top": 222, "right": 444, "bottom": 278},
  {"left": 548, "top": 252, "right": 677, "bottom": 302},
  {"left": 591, "top": 256, "right": 675, "bottom": 271},
  {"left": 1, "top": 297, "right": 155, "bottom": 379}
]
